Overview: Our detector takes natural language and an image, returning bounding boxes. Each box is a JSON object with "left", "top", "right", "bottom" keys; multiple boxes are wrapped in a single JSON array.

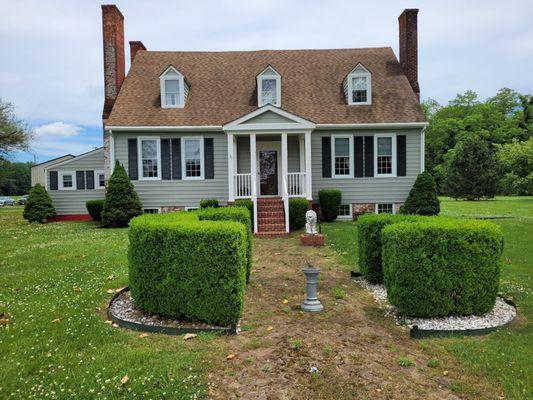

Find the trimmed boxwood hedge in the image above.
[
  {"left": 357, "top": 214, "right": 419, "bottom": 283},
  {"left": 382, "top": 219, "right": 503, "bottom": 318},
  {"left": 232, "top": 199, "right": 254, "bottom": 229},
  {"left": 86, "top": 199, "right": 105, "bottom": 221},
  {"left": 197, "top": 206, "right": 252, "bottom": 283},
  {"left": 200, "top": 199, "right": 219, "bottom": 208},
  {"left": 128, "top": 211, "right": 247, "bottom": 326},
  {"left": 289, "top": 198, "right": 308, "bottom": 230}
]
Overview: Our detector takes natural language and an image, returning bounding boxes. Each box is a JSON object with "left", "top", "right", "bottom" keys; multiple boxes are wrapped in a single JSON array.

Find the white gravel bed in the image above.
[
  {"left": 353, "top": 276, "right": 516, "bottom": 331},
  {"left": 108, "top": 289, "right": 228, "bottom": 330}
]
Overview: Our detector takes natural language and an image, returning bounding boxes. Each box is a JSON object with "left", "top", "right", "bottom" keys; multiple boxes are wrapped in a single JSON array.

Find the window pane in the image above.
[
  {"left": 352, "top": 76, "right": 368, "bottom": 103},
  {"left": 377, "top": 137, "right": 392, "bottom": 155},
  {"left": 165, "top": 79, "right": 179, "bottom": 93},
  {"left": 377, "top": 203, "right": 393, "bottom": 214},
  {"left": 98, "top": 174, "right": 105, "bottom": 187},
  {"left": 141, "top": 140, "right": 158, "bottom": 178},
  {"left": 338, "top": 204, "right": 350, "bottom": 216},
  {"left": 166, "top": 93, "right": 177, "bottom": 105},
  {"left": 142, "top": 140, "right": 157, "bottom": 159},
  {"left": 352, "top": 76, "right": 367, "bottom": 90},
  {"left": 185, "top": 139, "right": 200, "bottom": 159},
  {"left": 262, "top": 78, "right": 277, "bottom": 104},
  {"left": 63, "top": 175, "right": 72, "bottom": 187},
  {"left": 335, "top": 138, "right": 349, "bottom": 156}
]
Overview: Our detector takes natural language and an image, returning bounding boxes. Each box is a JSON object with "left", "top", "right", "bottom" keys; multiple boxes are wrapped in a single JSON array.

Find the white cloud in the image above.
[{"left": 34, "top": 122, "right": 83, "bottom": 138}]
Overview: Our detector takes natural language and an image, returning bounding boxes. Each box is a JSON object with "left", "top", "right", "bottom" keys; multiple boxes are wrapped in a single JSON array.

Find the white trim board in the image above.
[{"left": 223, "top": 104, "right": 315, "bottom": 131}]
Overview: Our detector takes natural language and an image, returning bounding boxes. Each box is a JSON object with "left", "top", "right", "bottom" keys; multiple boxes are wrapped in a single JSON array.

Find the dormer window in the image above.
[
  {"left": 345, "top": 64, "right": 372, "bottom": 105},
  {"left": 257, "top": 66, "right": 281, "bottom": 107},
  {"left": 160, "top": 66, "right": 188, "bottom": 108}
]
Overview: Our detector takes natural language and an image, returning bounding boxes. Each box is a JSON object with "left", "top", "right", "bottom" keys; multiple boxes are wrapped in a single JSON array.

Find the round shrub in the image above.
[
  {"left": 86, "top": 199, "right": 105, "bottom": 221},
  {"left": 400, "top": 171, "right": 440, "bottom": 215},
  {"left": 357, "top": 214, "right": 419, "bottom": 283},
  {"left": 289, "top": 198, "right": 308, "bottom": 230},
  {"left": 319, "top": 189, "right": 342, "bottom": 222},
  {"left": 23, "top": 183, "right": 56, "bottom": 223},
  {"left": 197, "top": 206, "right": 252, "bottom": 283},
  {"left": 382, "top": 219, "right": 503, "bottom": 318},
  {"left": 200, "top": 199, "right": 219, "bottom": 208},
  {"left": 101, "top": 161, "right": 143, "bottom": 228},
  {"left": 129, "top": 212, "right": 247, "bottom": 326}
]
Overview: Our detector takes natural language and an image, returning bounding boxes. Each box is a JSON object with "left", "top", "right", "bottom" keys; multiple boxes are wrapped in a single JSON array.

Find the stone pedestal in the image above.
[
  {"left": 301, "top": 266, "right": 323, "bottom": 312},
  {"left": 300, "top": 234, "right": 325, "bottom": 247}
]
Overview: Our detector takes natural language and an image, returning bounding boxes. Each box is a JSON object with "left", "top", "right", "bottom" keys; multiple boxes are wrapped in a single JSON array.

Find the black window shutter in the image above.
[
  {"left": 171, "top": 138, "right": 182, "bottom": 180},
  {"left": 364, "top": 136, "right": 374, "bottom": 177},
  {"left": 76, "top": 171, "right": 85, "bottom": 190},
  {"left": 354, "top": 136, "right": 364, "bottom": 178},
  {"left": 49, "top": 171, "right": 58, "bottom": 190},
  {"left": 161, "top": 139, "right": 171, "bottom": 180},
  {"left": 397, "top": 135, "right": 407, "bottom": 176},
  {"left": 322, "top": 137, "right": 331, "bottom": 178},
  {"left": 86, "top": 170, "right": 95, "bottom": 189},
  {"left": 128, "top": 139, "right": 138, "bottom": 180},
  {"left": 204, "top": 138, "right": 214, "bottom": 179}
]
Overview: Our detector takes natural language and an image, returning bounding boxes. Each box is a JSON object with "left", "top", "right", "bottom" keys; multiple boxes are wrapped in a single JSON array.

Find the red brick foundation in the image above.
[{"left": 300, "top": 234, "right": 325, "bottom": 246}]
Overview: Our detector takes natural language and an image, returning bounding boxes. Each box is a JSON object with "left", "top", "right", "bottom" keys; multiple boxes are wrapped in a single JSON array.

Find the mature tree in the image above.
[
  {"left": 101, "top": 161, "right": 143, "bottom": 227},
  {"left": 0, "top": 160, "right": 32, "bottom": 195},
  {"left": 496, "top": 138, "right": 533, "bottom": 195},
  {"left": 400, "top": 171, "right": 440, "bottom": 215},
  {"left": 487, "top": 88, "right": 521, "bottom": 115},
  {"left": 0, "top": 99, "right": 33, "bottom": 157},
  {"left": 449, "top": 90, "right": 480, "bottom": 107},
  {"left": 23, "top": 183, "right": 56, "bottom": 223},
  {"left": 518, "top": 95, "right": 533, "bottom": 134},
  {"left": 444, "top": 135, "right": 500, "bottom": 200}
]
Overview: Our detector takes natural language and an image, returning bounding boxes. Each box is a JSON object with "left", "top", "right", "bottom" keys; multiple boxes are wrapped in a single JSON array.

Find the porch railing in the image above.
[
  {"left": 234, "top": 173, "right": 252, "bottom": 198},
  {"left": 287, "top": 172, "right": 306, "bottom": 197}
]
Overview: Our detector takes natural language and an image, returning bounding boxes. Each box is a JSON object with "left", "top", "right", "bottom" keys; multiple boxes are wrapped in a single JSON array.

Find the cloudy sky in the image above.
[{"left": 1, "top": 0, "right": 532, "bottom": 162}]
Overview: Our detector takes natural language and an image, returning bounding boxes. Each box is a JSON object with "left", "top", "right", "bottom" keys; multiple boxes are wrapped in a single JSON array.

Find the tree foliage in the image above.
[
  {"left": 496, "top": 138, "right": 533, "bottom": 195},
  {"left": 23, "top": 183, "right": 56, "bottom": 223},
  {"left": 101, "top": 161, "right": 143, "bottom": 227},
  {"left": 0, "top": 99, "right": 33, "bottom": 156},
  {"left": 0, "top": 160, "right": 32, "bottom": 195}
]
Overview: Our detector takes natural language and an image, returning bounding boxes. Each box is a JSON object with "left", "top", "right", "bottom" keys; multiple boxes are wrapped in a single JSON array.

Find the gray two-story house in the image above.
[{"left": 45, "top": 5, "right": 426, "bottom": 235}]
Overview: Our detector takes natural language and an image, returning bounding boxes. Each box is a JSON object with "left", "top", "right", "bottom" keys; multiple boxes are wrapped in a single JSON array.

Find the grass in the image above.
[
  {"left": 0, "top": 206, "right": 220, "bottom": 399},
  {"left": 323, "top": 196, "right": 533, "bottom": 399}
]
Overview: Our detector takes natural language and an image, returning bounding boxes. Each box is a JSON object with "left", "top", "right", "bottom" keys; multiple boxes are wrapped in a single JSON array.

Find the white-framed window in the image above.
[
  {"left": 337, "top": 204, "right": 352, "bottom": 220},
  {"left": 346, "top": 64, "right": 372, "bottom": 105},
  {"left": 160, "top": 66, "right": 186, "bottom": 108},
  {"left": 376, "top": 203, "right": 395, "bottom": 214},
  {"left": 59, "top": 171, "right": 76, "bottom": 190},
  {"left": 257, "top": 66, "right": 281, "bottom": 107},
  {"left": 138, "top": 137, "right": 161, "bottom": 180},
  {"left": 182, "top": 137, "right": 204, "bottom": 180},
  {"left": 143, "top": 208, "right": 160, "bottom": 214},
  {"left": 185, "top": 206, "right": 199, "bottom": 211},
  {"left": 374, "top": 134, "right": 396, "bottom": 177},
  {"left": 332, "top": 135, "right": 353, "bottom": 178},
  {"left": 95, "top": 170, "right": 105, "bottom": 189}
]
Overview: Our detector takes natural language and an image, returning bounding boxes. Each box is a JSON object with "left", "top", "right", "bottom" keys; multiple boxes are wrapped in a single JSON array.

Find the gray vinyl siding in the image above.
[
  {"left": 236, "top": 135, "right": 301, "bottom": 173},
  {"left": 311, "top": 129, "right": 422, "bottom": 204},
  {"left": 241, "top": 110, "right": 294, "bottom": 124},
  {"left": 31, "top": 155, "right": 74, "bottom": 187},
  {"left": 47, "top": 149, "right": 105, "bottom": 215},
  {"left": 113, "top": 132, "right": 228, "bottom": 208}
]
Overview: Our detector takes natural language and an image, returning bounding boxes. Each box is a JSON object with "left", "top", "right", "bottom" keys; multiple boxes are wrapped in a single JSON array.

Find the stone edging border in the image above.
[
  {"left": 107, "top": 287, "right": 237, "bottom": 335},
  {"left": 350, "top": 271, "right": 517, "bottom": 339}
]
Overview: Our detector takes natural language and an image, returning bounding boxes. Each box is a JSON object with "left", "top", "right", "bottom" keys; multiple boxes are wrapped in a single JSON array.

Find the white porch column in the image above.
[
  {"left": 250, "top": 133, "right": 258, "bottom": 233},
  {"left": 305, "top": 131, "right": 312, "bottom": 201},
  {"left": 227, "top": 133, "right": 235, "bottom": 203},
  {"left": 281, "top": 133, "right": 289, "bottom": 232},
  {"left": 299, "top": 135, "right": 305, "bottom": 173}
]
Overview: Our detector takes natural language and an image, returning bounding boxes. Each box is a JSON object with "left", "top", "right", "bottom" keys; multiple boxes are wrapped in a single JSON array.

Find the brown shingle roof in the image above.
[{"left": 106, "top": 47, "right": 426, "bottom": 127}]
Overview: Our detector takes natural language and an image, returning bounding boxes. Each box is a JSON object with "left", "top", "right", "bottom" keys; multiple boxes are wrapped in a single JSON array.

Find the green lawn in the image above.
[
  {"left": 323, "top": 197, "right": 533, "bottom": 399},
  {"left": 0, "top": 206, "right": 220, "bottom": 399}
]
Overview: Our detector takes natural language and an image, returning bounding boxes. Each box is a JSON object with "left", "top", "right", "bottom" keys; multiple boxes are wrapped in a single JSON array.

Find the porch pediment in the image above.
[{"left": 223, "top": 105, "right": 316, "bottom": 132}]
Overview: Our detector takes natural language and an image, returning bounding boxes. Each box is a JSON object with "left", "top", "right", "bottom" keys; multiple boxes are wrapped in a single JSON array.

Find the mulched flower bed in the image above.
[
  {"left": 353, "top": 276, "right": 517, "bottom": 336},
  {"left": 107, "top": 288, "right": 236, "bottom": 335}
]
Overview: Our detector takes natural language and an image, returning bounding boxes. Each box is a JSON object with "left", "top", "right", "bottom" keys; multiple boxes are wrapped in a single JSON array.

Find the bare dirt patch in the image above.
[{"left": 208, "top": 234, "right": 501, "bottom": 400}]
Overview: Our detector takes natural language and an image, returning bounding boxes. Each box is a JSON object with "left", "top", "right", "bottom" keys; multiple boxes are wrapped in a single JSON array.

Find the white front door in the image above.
[{"left": 256, "top": 141, "right": 281, "bottom": 196}]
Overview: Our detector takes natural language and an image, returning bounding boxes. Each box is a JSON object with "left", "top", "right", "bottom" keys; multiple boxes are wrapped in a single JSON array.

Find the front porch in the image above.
[{"left": 224, "top": 105, "right": 315, "bottom": 235}]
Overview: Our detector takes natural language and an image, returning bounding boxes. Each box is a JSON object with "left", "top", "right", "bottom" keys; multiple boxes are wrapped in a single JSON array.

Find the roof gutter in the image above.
[
  {"left": 105, "top": 125, "right": 222, "bottom": 132},
  {"left": 315, "top": 122, "right": 428, "bottom": 129}
]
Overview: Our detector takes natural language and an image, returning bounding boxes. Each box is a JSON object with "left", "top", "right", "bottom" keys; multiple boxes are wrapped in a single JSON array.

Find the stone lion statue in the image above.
[{"left": 305, "top": 210, "right": 318, "bottom": 235}]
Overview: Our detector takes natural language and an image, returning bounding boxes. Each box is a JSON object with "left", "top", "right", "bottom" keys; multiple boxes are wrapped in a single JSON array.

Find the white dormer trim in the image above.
[
  {"left": 257, "top": 65, "right": 282, "bottom": 107},
  {"left": 223, "top": 104, "right": 315, "bottom": 132},
  {"left": 160, "top": 66, "right": 186, "bottom": 108},
  {"left": 345, "top": 63, "right": 372, "bottom": 105}
]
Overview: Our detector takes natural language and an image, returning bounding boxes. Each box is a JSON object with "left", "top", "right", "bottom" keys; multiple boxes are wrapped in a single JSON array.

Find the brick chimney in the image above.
[
  {"left": 398, "top": 9, "right": 420, "bottom": 100},
  {"left": 101, "top": 4, "right": 125, "bottom": 121},
  {"left": 129, "top": 41, "right": 146, "bottom": 64}
]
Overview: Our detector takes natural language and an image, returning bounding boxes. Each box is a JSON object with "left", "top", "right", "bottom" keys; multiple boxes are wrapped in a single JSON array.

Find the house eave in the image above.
[
  {"left": 105, "top": 125, "right": 223, "bottom": 132},
  {"left": 315, "top": 122, "right": 428, "bottom": 130}
]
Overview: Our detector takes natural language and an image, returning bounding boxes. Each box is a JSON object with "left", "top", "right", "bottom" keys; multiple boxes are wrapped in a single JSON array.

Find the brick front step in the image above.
[
  {"left": 257, "top": 211, "right": 284, "bottom": 219},
  {"left": 258, "top": 219, "right": 285, "bottom": 226},
  {"left": 254, "top": 231, "right": 289, "bottom": 238},
  {"left": 258, "top": 223, "right": 286, "bottom": 231}
]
